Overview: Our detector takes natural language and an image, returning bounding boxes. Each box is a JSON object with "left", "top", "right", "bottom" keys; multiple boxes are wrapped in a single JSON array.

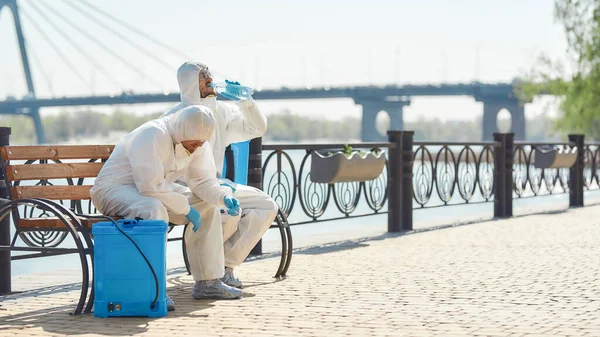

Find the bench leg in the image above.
[
  {"left": 274, "top": 209, "right": 293, "bottom": 279},
  {"left": 0, "top": 199, "right": 92, "bottom": 315},
  {"left": 281, "top": 211, "right": 293, "bottom": 277},
  {"left": 182, "top": 224, "right": 192, "bottom": 275},
  {"left": 42, "top": 199, "right": 96, "bottom": 315}
]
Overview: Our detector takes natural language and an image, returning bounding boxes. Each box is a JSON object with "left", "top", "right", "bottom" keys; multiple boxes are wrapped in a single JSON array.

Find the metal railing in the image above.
[
  {"left": 512, "top": 141, "right": 574, "bottom": 198},
  {"left": 255, "top": 132, "right": 600, "bottom": 232},
  {"left": 261, "top": 142, "right": 394, "bottom": 226},
  {"left": 412, "top": 141, "right": 499, "bottom": 209}
]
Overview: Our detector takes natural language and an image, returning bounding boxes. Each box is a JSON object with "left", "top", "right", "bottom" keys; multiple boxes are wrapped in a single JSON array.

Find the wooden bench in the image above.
[{"left": 0, "top": 144, "right": 292, "bottom": 315}]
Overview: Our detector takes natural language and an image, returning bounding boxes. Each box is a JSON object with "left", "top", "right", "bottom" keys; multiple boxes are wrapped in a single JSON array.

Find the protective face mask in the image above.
[{"left": 174, "top": 144, "right": 194, "bottom": 170}]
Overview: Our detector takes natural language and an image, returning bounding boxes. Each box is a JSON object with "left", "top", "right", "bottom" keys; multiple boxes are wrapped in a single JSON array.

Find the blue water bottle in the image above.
[{"left": 210, "top": 80, "right": 254, "bottom": 101}]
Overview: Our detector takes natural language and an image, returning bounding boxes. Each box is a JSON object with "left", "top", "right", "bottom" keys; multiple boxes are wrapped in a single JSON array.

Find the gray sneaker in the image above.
[
  {"left": 167, "top": 295, "right": 175, "bottom": 311},
  {"left": 193, "top": 279, "right": 243, "bottom": 300},
  {"left": 220, "top": 267, "right": 243, "bottom": 289}
]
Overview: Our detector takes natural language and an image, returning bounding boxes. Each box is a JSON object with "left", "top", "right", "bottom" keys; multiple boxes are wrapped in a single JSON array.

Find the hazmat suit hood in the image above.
[
  {"left": 165, "top": 105, "right": 216, "bottom": 144},
  {"left": 90, "top": 102, "right": 229, "bottom": 219},
  {"left": 165, "top": 61, "right": 267, "bottom": 177},
  {"left": 177, "top": 62, "right": 215, "bottom": 109}
]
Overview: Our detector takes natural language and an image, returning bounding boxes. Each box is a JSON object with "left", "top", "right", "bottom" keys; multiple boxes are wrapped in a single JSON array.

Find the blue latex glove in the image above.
[
  {"left": 223, "top": 196, "right": 240, "bottom": 216},
  {"left": 222, "top": 80, "right": 250, "bottom": 101},
  {"left": 220, "top": 91, "right": 240, "bottom": 101},
  {"left": 185, "top": 207, "right": 202, "bottom": 232}
]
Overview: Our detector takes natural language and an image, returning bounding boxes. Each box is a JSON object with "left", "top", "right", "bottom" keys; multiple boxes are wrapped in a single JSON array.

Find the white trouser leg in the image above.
[
  {"left": 170, "top": 192, "right": 225, "bottom": 281},
  {"left": 91, "top": 185, "right": 169, "bottom": 222},
  {"left": 223, "top": 184, "right": 278, "bottom": 268},
  {"left": 222, "top": 212, "right": 241, "bottom": 242}
]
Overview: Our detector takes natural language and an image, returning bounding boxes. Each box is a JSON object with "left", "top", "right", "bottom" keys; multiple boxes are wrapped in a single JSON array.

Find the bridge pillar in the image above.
[
  {"left": 354, "top": 98, "right": 411, "bottom": 142},
  {"left": 477, "top": 97, "right": 526, "bottom": 141}
]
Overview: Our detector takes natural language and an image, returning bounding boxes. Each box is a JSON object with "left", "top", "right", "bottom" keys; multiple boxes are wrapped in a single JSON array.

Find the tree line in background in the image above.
[
  {"left": 0, "top": 108, "right": 559, "bottom": 145},
  {"left": 520, "top": 0, "right": 600, "bottom": 139},
  {"left": 0, "top": 110, "right": 162, "bottom": 144}
]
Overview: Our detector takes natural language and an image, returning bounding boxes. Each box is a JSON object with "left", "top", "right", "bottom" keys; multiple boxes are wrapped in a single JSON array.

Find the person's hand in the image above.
[
  {"left": 222, "top": 80, "right": 246, "bottom": 101},
  {"left": 185, "top": 207, "right": 202, "bottom": 232},
  {"left": 220, "top": 91, "right": 240, "bottom": 101},
  {"left": 223, "top": 196, "right": 240, "bottom": 216}
]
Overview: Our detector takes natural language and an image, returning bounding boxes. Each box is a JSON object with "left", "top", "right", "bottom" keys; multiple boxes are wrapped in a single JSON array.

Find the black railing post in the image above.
[
  {"left": 569, "top": 134, "right": 585, "bottom": 207},
  {"left": 0, "top": 127, "right": 11, "bottom": 295},
  {"left": 248, "top": 137, "right": 263, "bottom": 255},
  {"left": 493, "top": 133, "right": 514, "bottom": 218},
  {"left": 401, "top": 132, "right": 414, "bottom": 230},
  {"left": 387, "top": 130, "right": 414, "bottom": 232},
  {"left": 387, "top": 131, "right": 402, "bottom": 232}
]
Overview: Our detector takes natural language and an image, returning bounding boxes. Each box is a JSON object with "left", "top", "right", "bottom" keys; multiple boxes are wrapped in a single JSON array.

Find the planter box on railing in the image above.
[
  {"left": 310, "top": 151, "right": 386, "bottom": 184},
  {"left": 533, "top": 146, "right": 578, "bottom": 169}
]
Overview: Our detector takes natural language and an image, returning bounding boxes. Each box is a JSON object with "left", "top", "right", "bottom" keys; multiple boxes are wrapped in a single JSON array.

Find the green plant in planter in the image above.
[
  {"left": 341, "top": 144, "right": 353, "bottom": 157},
  {"left": 310, "top": 144, "right": 387, "bottom": 184},
  {"left": 327, "top": 144, "right": 353, "bottom": 157},
  {"left": 327, "top": 145, "right": 378, "bottom": 158}
]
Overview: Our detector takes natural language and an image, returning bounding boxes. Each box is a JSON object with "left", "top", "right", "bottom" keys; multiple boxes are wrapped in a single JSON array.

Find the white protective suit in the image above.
[
  {"left": 161, "top": 62, "right": 278, "bottom": 269},
  {"left": 90, "top": 106, "right": 233, "bottom": 281}
]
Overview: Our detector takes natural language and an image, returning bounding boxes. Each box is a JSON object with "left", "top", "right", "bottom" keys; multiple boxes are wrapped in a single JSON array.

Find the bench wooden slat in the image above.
[
  {"left": 6, "top": 162, "right": 104, "bottom": 181},
  {"left": 11, "top": 185, "right": 92, "bottom": 200},
  {"left": 18, "top": 215, "right": 124, "bottom": 229},
  {"left": 20, "top": 217, "right": 94, "bottom": 229},
  {"left": 0, "top": 145, "right": 114, "bottom": 161}
]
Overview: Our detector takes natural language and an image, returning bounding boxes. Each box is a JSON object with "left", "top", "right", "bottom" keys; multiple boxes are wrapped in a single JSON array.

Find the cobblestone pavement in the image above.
[{"left": 1, "top": 204, "right": 600, "bottom": 336}]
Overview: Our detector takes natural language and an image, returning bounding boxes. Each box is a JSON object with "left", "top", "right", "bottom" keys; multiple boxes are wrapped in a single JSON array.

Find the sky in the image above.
[{"left": 0, "top": 0, "right": 567, "bottom": 124}]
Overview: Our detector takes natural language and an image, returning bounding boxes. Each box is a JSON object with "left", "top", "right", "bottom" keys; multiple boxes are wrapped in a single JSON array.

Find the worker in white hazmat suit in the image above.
[
  {"left": 161, "top": 62, "right": 278, "bottom": 289},
  {"left": 90, "top": 106, "right": 244, "bottom": 309}
]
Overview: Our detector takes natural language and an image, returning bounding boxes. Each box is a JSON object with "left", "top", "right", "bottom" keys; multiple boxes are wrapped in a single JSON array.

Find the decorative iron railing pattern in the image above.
[
  {"left": 412, "top": 142, "right": 497, "bottom": 209},
  {"left": 584, "top": 143, "right": 600, "bottom": 191},
  {"left": 512, "top": 142, "right": 573, "bottom": 198},
  {"left": 262, "top": 143, "right": 391, "bottom": 226}
]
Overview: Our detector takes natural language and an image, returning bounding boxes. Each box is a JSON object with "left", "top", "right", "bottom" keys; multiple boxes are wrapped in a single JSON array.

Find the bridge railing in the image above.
[{"left": 257, "top": 132, "right": 600, "bottom": 232}]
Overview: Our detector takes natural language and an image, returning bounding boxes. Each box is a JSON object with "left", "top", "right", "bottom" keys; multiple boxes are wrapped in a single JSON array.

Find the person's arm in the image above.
[
  {"left": 220, "top": 99, "right": 267, "bottom": 144},
  {"left": 184, "top": 143, "right": 231, "bottom": 208},
  {"left": 125, "top": 128, "right": 191, "bottom": 215}
]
